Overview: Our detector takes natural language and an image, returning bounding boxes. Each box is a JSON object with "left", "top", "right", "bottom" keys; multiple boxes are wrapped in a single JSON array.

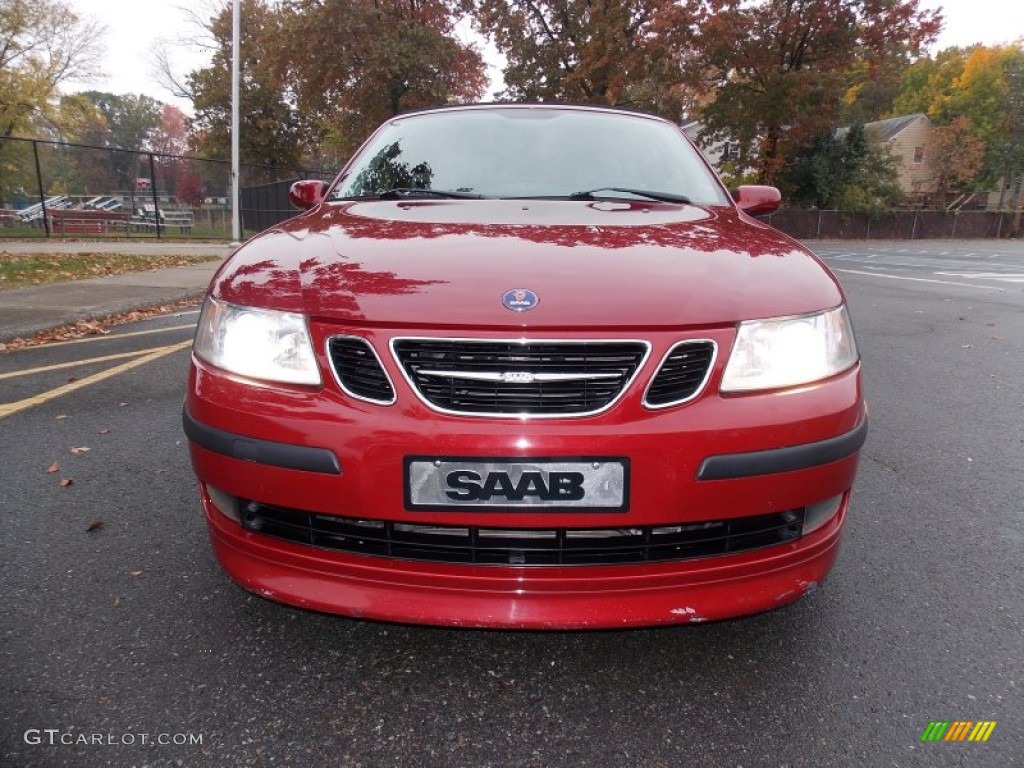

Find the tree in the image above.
[
  {"left": 892, "top": 43, "right": 1024, "bottom": 211},
  {"left": 151, "top": 105, "right": 190, "bottom": 197},
  {"left": 187, "top": 0, "right": 310, "bottom": 175},
  {"left": 692, "top": 0, "right": 940, "bottom": 184},
  {"left": 924, "top": 116, "right": 987, "bottom": 207},
  {"left": 782, "top": 123, "right": 902, "bottom": 212},
  {"left": 74, "top": 91, "right": 163, "bottom": 189},
  {"left": 283, "top": 0, "right": 487, "bottom": 156},
  {"left": 0, "top": 0, "right": 104, "bottom": 137},
  {"left": 469, "top": 0, "right": 695, "bottom": 119}
]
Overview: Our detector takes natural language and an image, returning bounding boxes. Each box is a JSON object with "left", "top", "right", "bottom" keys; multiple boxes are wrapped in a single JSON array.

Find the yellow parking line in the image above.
[
  {"left": 0, "top": 340, "right": 192, "bottom": 420},
  {"left": 10, "top": 323, "right": 196, "bottom": 350},
  {"left": 0, "top": 348, "right": 168, "bottom": 381}
]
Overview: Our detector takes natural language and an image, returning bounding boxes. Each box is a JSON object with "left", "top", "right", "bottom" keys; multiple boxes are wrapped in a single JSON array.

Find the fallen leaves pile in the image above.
[{"left": 0, "top": 297, "right": 201, "bottom": 353}]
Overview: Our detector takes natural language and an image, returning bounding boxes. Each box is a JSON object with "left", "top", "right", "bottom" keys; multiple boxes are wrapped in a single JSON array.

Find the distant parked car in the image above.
[{"left": 185, "top": 104, "right": 866, "bottom": 629}]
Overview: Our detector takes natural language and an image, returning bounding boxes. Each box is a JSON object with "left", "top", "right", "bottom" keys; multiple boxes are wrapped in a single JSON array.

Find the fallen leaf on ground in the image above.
[
  {"left": 97, "top": 428, "right": 110, "bottom": 434},
  {"left": 55, "top": 414, "right": 68, "bottom": 420},
  {"left": 60, "top": 477, "right": 73, "bottom": 487},
  {"left": 128, "top": 570, "right": 143, "bottom": 577},
  {"left": 0, "top": 297, "right": 201, "bottom": 354},
  {"left": 86, "top": 520, "right": 104, "bottom": 532},
  {"left": 47, "top": 461, "right": 59, "bottom": 474},
  {"left": 70, "top": 446, "right": 91, "bottom": 454}
]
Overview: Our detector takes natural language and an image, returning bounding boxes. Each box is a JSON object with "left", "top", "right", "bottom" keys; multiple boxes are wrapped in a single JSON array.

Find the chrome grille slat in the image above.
[{"left": 392, "top": 338, "right": 650, "bottom": 417}]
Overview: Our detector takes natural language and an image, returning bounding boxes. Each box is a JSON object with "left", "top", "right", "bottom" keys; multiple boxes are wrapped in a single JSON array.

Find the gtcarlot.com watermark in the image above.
[{"left": 24, "top": 729, "right": 203, "bottom": 747}]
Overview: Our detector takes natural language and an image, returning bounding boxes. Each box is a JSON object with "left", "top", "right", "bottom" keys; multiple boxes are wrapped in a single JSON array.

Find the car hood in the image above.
[{"left": 210, "top": 200, "right": 843, "bottom": 329}]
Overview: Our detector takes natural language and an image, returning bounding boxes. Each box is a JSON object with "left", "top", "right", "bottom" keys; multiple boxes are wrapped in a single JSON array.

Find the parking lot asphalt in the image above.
[{"left": 0, "top": 240, "right": 1021, "bottom": 767}]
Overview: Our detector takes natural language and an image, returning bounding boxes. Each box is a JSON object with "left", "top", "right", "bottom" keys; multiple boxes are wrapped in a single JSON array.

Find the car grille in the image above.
[
  {"left": 644, "top": 341, "right": 716, "bottom": 407},
  {"left": 327, "top": 336, "right": 395, "bottom": 404},
  {"left": 239, "top": 501, "right": 804, "bottom": 566},
  {"left": 390, "top": 339, "right": 648, "bottom": 416}
]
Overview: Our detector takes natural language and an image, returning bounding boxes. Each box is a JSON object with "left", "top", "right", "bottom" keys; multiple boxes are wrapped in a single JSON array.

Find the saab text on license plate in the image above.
[{"left": 405, "top": 458, "right": 629, "bottom": 511}]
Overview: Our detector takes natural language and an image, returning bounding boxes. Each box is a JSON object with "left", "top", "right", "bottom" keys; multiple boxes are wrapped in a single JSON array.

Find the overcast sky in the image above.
[{"left": 66, "top": 0, "right": 1024, "bottom": 113}]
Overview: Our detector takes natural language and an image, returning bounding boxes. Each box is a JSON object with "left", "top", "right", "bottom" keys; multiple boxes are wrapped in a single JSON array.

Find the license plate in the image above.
[{"left": 405, "top": 457, "right": 629, "bottom": 511}]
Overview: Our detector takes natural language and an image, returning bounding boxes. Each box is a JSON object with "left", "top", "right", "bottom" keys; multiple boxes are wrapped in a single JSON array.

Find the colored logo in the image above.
[
  {"left": 502, "top": 288, "right": 539, "bottom": 312},
  {"left": 920, "top": 721, "right": 997, "bottom": 742}
]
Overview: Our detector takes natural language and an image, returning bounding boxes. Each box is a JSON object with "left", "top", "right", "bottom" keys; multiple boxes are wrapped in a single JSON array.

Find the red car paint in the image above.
[{"left": 185, "top": 104, "right": 865, "bottom": 628}]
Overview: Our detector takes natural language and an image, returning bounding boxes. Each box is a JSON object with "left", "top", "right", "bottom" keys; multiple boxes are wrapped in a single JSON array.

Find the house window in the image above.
[
  {"left": 721, "top": 141, "right": 735, "bottom": 162},
  {"left": 913, "top": 146, "right": 925, "bottom": 164}
]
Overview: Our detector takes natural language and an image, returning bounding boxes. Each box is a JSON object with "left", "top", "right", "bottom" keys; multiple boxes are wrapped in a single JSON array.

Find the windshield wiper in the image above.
[
  {"left": 375, "top": 187, "right": 484, "bottom": 200},
  {"left": 568, "top": 187, "right": 691, "bottom": 204}
]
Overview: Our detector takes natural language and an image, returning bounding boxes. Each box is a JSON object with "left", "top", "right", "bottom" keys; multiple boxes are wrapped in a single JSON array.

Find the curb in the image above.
[{"left": 0, "top": 289, "right": 206, "bottom": 344}]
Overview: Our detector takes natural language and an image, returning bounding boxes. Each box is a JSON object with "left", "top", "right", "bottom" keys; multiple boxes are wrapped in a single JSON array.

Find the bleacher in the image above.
[
  {"left": 49, "top": 208, "right": 129, "bottom": 235},
  {"left": 129, "top": 204, "right": 193, "bottom": 233}
]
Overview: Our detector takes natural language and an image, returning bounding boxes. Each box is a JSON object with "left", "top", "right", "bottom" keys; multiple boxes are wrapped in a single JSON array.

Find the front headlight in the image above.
[
  {"left": 721, "top": 305, "right": 858, "bottom": 393},
  {"left": 193, "top": 296, "right": 321, "bottom": 386}
]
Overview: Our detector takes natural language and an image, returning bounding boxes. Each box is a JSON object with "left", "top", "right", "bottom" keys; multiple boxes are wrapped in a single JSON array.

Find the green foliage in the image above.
[
  {"left": 0, "top": 0, "right": 103, "bottom": 138},
  {"left": 185, "top": 0, "right": 487, "bottom": 168},
  {"left": 782, "top": 124, "right": 902, "bottom": 213},
  {"left": 892, "top": 43, "right": 1024, "bottom": 201},
  {"left": 187, "top": 0, "right": 308, "bottom": 176}
]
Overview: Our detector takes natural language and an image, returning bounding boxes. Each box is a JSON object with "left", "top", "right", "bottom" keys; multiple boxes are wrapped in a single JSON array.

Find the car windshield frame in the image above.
[{"left": 330, "top": 107, "right": 730, "bottom": 206}]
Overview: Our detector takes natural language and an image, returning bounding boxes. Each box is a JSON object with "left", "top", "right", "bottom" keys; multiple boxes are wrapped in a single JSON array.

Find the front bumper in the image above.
[{"left": 185, "top": 336, "right": 865, "bottom": 628}]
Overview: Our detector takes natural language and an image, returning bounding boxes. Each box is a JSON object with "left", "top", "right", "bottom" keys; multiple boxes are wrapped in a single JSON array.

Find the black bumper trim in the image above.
[
  {"left": 182, "top": 409, "right": 341, "bottom": 475},
  {"left": 697, "top": 418, "right": 867, "bottom": 481}
]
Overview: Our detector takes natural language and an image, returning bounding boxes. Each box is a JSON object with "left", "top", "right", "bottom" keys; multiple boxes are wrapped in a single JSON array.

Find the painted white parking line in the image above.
[
  {"left": 0, "top": 348, "right": 161, "bottom": 381},
  {"left": 0, "top": 340, "right": 192, "bottom": 419},
  {"left": 833, "top": 268, "right": 1004, "bottom": 290},
  {"left": 934, "top": 272, "right": 1024, "bottom": 283}
]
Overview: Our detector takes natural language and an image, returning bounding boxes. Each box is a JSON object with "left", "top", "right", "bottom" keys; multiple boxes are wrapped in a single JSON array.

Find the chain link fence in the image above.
[
  {"left": 759, "top": 208, "right": 1012, "bottom": 240},
  {"left": 0, "top": 136, "right": 335, "bottom": 240},
  {"left": 2, "top": 135, "right": 1016, "bottom": 241}
]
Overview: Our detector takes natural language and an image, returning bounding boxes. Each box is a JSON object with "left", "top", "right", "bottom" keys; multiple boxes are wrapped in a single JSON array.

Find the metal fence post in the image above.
[
  {"left": 32, "top": 141, "right": 50, "bottom": 237},
  {"left": 911, "top": 210, "right": 918, "bottom": 240},
  {"left": 149, "top": 153, "right": 162, "bottom": 239}
]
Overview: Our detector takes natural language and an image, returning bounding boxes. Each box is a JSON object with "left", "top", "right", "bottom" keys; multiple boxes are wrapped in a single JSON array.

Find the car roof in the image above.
[{"left": 392, "top": 102, "right": 674, "bottom": 125}]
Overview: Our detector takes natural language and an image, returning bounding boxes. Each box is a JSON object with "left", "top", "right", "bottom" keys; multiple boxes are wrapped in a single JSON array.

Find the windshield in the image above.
[{"left": 331, "top": 107, "right": 730, "bottom": 205}]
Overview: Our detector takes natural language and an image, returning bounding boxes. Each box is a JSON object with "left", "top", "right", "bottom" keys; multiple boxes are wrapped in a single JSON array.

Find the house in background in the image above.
[{"left": 859, "top": 113, "right": 933, "bottom": 206}]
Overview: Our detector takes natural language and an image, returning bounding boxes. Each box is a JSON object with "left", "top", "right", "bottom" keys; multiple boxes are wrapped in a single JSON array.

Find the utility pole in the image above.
[{"left": 231, "top": 0, "right": 241, "bottom": 244}]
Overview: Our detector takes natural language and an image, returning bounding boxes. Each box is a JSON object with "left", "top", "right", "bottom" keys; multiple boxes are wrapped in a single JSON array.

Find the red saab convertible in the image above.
[{"left": 185, "top": 104, "right": 865, "bottom": 629}]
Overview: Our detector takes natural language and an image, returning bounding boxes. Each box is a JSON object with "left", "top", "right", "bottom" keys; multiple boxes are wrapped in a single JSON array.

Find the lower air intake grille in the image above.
[
  {"left": 391, "top": 339, "right": 648, "bottom": 416},
  {"left": 239, "top": 501, "right": 804, "bottom": 566}
]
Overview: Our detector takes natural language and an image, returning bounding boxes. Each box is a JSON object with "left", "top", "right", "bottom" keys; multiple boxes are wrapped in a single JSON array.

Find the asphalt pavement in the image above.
[{"left": 0, "top": 239, "right": 1022, "bottom": 767}]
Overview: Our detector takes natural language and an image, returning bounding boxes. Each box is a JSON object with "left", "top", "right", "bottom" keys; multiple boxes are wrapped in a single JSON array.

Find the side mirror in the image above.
[
  {"left": 289, "top": 179, "right": 327, "bottom": 210},
  {"left": 732, "top": 185, "right": 781, "bottom": 216}
]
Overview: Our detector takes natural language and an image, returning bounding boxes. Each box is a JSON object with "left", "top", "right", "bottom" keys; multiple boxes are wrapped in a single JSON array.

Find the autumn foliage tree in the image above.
[
  {"left": 0, "top": 0, "right": 104, "bottom": 138},
  {"left": 691, "top": 0, "right": 940, "bottom": 184},
  {"left": 468, "top": 0, "right": 696, "bottom": 118},
  {"left": 894, "top": 44, "right": 1024, "bottom": 210},
  {"left": 924, "top": 116, "right": 987, "bottom": 207},
  {"left": 281, "top": 0, "right": 487, "bottom": 157},
  {"left": 188, "top": 0, "right": 310, "bottom": 176},
  {"left": 186, "top": 0, "right": 487, "bottom": 169}
]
